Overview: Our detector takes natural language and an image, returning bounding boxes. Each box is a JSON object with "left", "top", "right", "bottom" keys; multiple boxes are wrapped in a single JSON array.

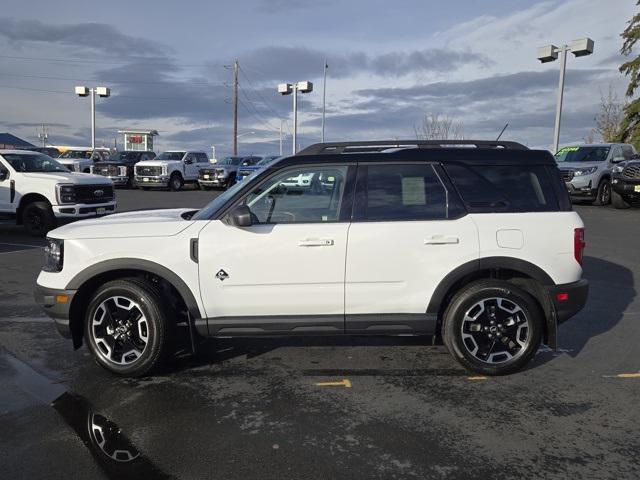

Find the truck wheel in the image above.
[
  {"left": 612, "top": 190, "right": 631, "bottom": 209},
  {"left": 22, "top": 201, "right": 56, "bottom": 237},
  {"left": 85, "top": 278, "right": 170, "bottom": 377},
  {"left": 169, "top": 173, "right": 183, "bottom": 191},
  {"left": 442, "top": 280, "right": 543, "bottom": 376},
  {"left": 225, "top": 176, "right": 235, "bottom": 189},
  {"left": 593, "top": 178, "right": 611, "bottom": 206}
]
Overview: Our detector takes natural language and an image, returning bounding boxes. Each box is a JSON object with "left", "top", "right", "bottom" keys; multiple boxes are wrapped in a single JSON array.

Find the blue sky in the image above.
[{"left": 0, "top": 0, "right": 636, "bottom": 156}]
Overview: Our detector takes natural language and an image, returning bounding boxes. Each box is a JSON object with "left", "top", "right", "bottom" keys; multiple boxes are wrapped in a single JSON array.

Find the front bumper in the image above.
[
  {"left": 198, "top": 177, "right": 227, "bottom": 187},
  {"left": 546, "top": 279, "right": 589, "bottom": 324},
  {"left": 103, "top": 175, "right": 129, "bottom": 186},
  {"left": 52, "top": 202, "right": 117, "bottom": 218},
  {"left": 566, "top": 178, "right": 596, "bottom": 198},
  {"left": 134, "top": 175, "right": 169, "bottom": 187},
  {"left": 612, "top": 176, "right": 640, "bottom": 199},
  {"left": 34, "top": 284, "right": 76, "bottom": 338}
]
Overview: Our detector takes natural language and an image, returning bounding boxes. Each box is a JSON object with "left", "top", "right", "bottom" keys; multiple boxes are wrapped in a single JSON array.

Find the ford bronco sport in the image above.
[{"left": 35, "top": 140, "right": 588, "bottom": 377}]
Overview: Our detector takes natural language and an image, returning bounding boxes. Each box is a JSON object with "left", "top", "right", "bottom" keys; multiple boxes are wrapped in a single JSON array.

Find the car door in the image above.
[
  {"left": 0, "top": 159, "right": 12, "bottom": 211},
  {"left": 183, "top": 153, "right": 200, "bottom": 180},
  {"left": 344, "top": 162, "right": 479, "bottom": 334},
  {"left": 197, "top": 163, "right": 354, "bottom": 335}
]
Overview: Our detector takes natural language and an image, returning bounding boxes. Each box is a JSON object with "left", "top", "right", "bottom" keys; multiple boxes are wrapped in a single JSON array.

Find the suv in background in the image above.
[
  {"left": 90, "top": 150, "right": 155, "bottom": 188},
  {"left": 611, "top": 154, "right": 640, "bottom": 208},
  {"left": 35, "top": 140, "right": 588, "bottom": 377},
  {"left": 58, "top": 148, "right": 112, "bottom": 173},
  {"left": 134, "top": 150, "right": 209, "bottom": 191},
  {"left": 235, "top": 155, "right": 281, "bottom": 183},
  {"left": 198, "top": 156, "right": 244, "bottom": 190},
  {"left": 0, "top": 150, "right": 116, "bottom": 236},
  {"left": 554, "top": 143, "right": 636, "bottom": 205}
]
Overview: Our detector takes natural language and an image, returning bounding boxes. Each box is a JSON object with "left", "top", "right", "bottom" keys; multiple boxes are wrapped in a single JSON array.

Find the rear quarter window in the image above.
[{"left": 444, "top": 163, "right": 560, "bottom": 212}]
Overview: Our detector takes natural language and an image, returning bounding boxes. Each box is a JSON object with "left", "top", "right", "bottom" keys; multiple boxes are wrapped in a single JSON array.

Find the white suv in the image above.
[
  {"left": 35, "top": 140, "right": 588, "bottom": 377},
  {"left": 134, "top": 150, "right": 209, "bottom": 191},
  {"left": 0, "top": 150, "right": 116, "bottom": 236}
]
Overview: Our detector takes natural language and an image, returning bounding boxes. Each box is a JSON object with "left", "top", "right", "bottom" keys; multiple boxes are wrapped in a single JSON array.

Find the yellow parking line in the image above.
[
  {"left": 314, "top": 379, "right": 352, "bottom": 388},
  {"left": 604, "top": 372, "right": 640, "bottom": 379},
  {"left": 467, "top": 376, "right": 488, "bottom": 381}
]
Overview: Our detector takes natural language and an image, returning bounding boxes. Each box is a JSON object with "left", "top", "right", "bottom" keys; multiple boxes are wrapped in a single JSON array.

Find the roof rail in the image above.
[{"left": 296, "top": 140, "right": 528, "bottom": 155}]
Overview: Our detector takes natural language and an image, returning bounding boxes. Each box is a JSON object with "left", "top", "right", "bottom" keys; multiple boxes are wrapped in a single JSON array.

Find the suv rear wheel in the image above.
[
  {"left": 22, "top": 201, "right": 56, "bottom": 237},
  {"left": 85, "top": 278, "right": 170, "bottom": 376},
  {"left": 442, "top": 280, "right": 543, "bottom": 375}
]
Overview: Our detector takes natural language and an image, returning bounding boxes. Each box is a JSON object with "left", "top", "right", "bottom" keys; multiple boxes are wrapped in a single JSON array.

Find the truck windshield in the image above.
[
  {"left": 555, "top": 146, "right": 610, "bottom": 162},
  {"left": 109, "top": 152, "right": 139, "bottom": 161},
  {"left": 217, "top": 156, "right": 243, "bottom": 166},
  {"left": 3, "top": 153, "right": 70, "bottom": 173},
  {"left": 156, "top": 151, "right": 185, "bottom": 161},
  {"left": 60, "top": 150, "right": 92, "bottom": 159}
]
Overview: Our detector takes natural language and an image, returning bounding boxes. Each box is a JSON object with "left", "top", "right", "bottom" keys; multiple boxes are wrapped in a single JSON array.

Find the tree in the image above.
[
  {"left": 595, "top": 85, "right": 624, "bottom": 142},
  {"left": 618, "top": 1, "right": 640, "bottom": 148},
  {"left": 415, "top": 113, "right": 464, "bottom": 140}
]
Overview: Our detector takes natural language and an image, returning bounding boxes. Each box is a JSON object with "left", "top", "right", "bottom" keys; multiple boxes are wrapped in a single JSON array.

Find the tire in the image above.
[
  {"left": 225, "top": 176, "right": 235, "bottom": 190},
  {"left": 442, "top": 280, "right": 543, "bottom": 376},
  {"left": 194, "top": 181, "right": 202, "bottom": 191},
  {"left": 169, "top": 173, "right": 183, "bottom": 191},
  {"left": 612, "top": 190, "right": 631, "bottom": 209},
  {"left": 84, "top": 278, "right": 170, "bottom": 377},
  {"left": 22, "top": 201, "right": 56, "bottom": 237},
  {"left": 593, "top": 178, "right": 611, "bottom": 206}
]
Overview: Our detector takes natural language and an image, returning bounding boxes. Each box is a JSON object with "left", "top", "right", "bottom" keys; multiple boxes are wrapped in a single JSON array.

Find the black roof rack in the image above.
[{"left": 297, "top": 140, "right": 528, "bottom": 156}]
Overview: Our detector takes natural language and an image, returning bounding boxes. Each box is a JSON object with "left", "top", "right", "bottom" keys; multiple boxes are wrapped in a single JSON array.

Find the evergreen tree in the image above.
[{"left": 618, "top": 1, "right": 640, "bottom": 148}]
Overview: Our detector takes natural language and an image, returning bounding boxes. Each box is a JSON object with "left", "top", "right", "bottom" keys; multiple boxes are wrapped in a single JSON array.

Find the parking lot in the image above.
[{"left": 1, "top": 189, "right": 639, "bottom": 479}]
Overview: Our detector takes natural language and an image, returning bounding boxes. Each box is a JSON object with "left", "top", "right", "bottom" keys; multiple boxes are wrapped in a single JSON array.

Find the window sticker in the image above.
[{"left": 401, "top": 177, "right": 426, "bottom": 205}]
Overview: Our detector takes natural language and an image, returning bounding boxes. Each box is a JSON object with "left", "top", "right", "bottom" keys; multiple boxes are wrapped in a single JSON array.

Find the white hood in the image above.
[
  {"left": 49, "top": 208, "right": 198, "bottom": 240},
  {"left": 21, "top": 171, "right": 112, "bottom": 185}
]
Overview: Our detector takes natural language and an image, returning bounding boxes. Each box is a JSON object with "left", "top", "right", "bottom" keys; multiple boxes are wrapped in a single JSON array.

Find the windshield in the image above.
[
  {"left": 2, "top": 153, "right": 70, "bottom": 173},
  {"left": 60, "top": 150, "right": 92, "bottom": 159},
  {"left": 555, "top": 146, "right": 610, "bottom": 162},
  {"left": 109, "top": 152, "right": 139, "bottom": 162},
  {"left": 217, "top": 156, "right": 242, "bottom": 166},
  {"left": 156, "top": 151, "right": 185, "bottom": 161}
]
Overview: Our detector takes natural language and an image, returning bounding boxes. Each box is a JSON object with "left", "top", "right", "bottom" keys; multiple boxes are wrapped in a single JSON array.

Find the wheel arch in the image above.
[
  {"left": 17, "top": 193, "right": 51, "bottom": 224},
  {"left": 427, "top": 257, "right": 557, "bottom": 348},
  {"left": 66, "top": 259, "right": 202, "bottom": 349}
]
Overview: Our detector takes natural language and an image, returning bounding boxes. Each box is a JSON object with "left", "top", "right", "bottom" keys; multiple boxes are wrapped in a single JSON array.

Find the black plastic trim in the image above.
[
  {"left": 34, "top": 284, "right": 76, "bottom": 338},
  {"left": 190, "top": 238, "right": 198, "bottom": 263},
  {"left": 10, "top": 179, "right": 15, "bottom": 203},
  {"left": 345, "top": 313, "right": 437, "bottom": 335},
  {"left": 206, "top": 314, "right": 345, "bottom": 336},
  {"left": 546, "top": 279, "right": 589, "bottom": 324}
]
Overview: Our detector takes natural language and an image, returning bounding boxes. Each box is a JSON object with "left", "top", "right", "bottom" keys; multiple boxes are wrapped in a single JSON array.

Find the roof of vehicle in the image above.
[
  {"left": 279, "top": 140, "right": 557, "bottom": 167},
  {"left": 558, "top": 143, "right": 630, "bottom": 148},
  {"left": 0, "top": 149, "right": 47, "bottom": 155}
]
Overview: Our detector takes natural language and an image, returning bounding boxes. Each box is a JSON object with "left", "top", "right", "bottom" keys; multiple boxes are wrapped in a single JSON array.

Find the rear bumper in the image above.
[
  {"left": 34, "top": 284, "right": 76, "bottom": 338},
  {"left": 546, "top": 279, "right": 589, "bottom": 324}
]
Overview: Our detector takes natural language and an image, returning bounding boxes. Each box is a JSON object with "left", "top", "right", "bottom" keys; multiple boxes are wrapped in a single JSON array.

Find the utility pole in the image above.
[
  {"left": 279, "top": 120, "right": 284, "bottom": 156},
  {"left": 233, "top": 59, "right": 239, "bottom": 156},
  {"left": 321, "top": 59, "right": 328, "bottom": 142},
  {"left": 37, "top": 124, "right": 49, "bottom": 147}
]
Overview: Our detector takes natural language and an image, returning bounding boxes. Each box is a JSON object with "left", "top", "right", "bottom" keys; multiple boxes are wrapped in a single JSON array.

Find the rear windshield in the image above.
[
  {"left": 554, "top": 146, "right": 610, "bottom": 162},
  {"left": 444, "top": 163, "right": 559, "bottom": 212}
]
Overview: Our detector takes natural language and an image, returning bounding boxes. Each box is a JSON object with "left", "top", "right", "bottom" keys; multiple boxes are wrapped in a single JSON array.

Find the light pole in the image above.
[
  {"left": 278, "top": 81, "right": 313, "bottom": 154},
  {"left": 75, "top": 86, "right": 111, "bottom": 151},
  {"left": 537, "top": 38, "right": 594, "bottom": 153}
]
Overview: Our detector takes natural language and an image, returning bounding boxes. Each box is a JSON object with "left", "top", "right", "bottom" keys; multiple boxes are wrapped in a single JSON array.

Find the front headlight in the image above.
[
  {"left": 89, "top": 165, "right": 94, "bottom": 174},
  {"left": 613, "top": 164, "right": 625, "bottom": 173},
  {"left": 119, "top": 166, "right": 127, "bottom": 176},
  {"left": 573, "top": 166, "right": 598, "bottom": 176},
  {"left": 56, "top": 184, "right": 76, "bottom": 204},
  {"left": 162, "top": 165, "right": 168, "bottom": 175},
  {"left": 43, "top": 238, "right": 64, "bottom": 272},
  {"left": 73, "top": 162, "right": 81, "bottom": 172}
]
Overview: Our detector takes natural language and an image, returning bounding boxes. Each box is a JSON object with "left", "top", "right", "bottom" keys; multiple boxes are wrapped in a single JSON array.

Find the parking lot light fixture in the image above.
[
  {"left": 75, "top": 86, "right": 111, "bottom": 151},
  {"left": 536, "top": 38, "right": 594, "bottom": 153},
  {"left": 278, "top": 81, "right": 313, "bottom": 154}
]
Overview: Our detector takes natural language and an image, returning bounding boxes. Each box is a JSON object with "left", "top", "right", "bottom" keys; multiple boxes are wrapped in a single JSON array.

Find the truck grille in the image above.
[
  {"left": 75, "top": 185, "right": 114, "bottom": 204},
  {"left": 560, "top": 170, "right": 574, "bottom": 182},
  {"left": 96, "top": 165, "right": 119, "bottom": 176},
  {"left": 135, "top": 166, "right": 162, "bottom": 176},
  {"left": 622, "top": 164, "right": 640, "bottom": 180}
]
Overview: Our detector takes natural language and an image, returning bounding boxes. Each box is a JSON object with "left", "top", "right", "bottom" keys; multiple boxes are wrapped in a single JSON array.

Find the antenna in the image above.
[{"left": 496, "top": 123, "right": 509, "bottom": 141}]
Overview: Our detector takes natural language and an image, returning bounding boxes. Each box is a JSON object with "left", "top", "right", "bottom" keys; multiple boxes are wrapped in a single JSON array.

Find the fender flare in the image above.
[{"left": 66, "top": 258, "right": 202, "bottom": 319}]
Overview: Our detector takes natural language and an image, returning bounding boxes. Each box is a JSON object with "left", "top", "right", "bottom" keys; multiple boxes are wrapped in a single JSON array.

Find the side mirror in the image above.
[
  {"left": 0, "top": 170, "right": 8, "bottom": 181},
  {"left": 612, "top": 156, "right": 625, "bottom": 163},
  {"left": 184, "top": 158, "right": 193, "bottom": 165},
  {"left": 229, "top": 205, "right": 252, "bottom": 227}
]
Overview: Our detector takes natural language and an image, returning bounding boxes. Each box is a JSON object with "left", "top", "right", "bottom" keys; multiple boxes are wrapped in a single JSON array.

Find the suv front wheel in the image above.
[
  {"left": 442, "top": 280, "right": 543, "bottom": 376},
  {"left": 85, "top": 278, "right": 170, "bottom": 376}
]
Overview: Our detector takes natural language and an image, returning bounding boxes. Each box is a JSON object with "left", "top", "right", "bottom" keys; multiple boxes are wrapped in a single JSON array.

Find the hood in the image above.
[
  {"left": 49, "top": 208, "right": 198, "bottom": 240},
  {"left": 58, "top": 158, "right": 89, "bottom": 164},
  {"left": 21, "top": 171, "right": 112, "bottom": 185},
  {"left": 556, "top": 161, "right": 606, "bottom": 170},
  {"left": 135, "top": 160, "right": 180, "bottom": 167}
]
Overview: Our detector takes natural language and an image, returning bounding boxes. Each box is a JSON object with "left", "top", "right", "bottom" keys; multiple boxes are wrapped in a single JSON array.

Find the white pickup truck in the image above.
[
  {"left": 0, "top": 150, "right": 116, "bottom": 236},
  {"left": 134, "top": 150, "right": 210, "bottom": 191},
  {"left": 57, "top": 148, "right": 112, "bottom": 173}
]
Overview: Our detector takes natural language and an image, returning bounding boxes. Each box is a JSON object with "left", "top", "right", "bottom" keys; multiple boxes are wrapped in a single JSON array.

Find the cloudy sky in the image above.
[{"left": 0, "top": 0, "right": 636, "bottom": 156}]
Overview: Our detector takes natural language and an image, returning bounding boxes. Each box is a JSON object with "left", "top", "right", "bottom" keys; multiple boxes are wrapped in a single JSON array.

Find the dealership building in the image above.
[{"left": 118, "top": 130, "right": 158, "bottom": 152}]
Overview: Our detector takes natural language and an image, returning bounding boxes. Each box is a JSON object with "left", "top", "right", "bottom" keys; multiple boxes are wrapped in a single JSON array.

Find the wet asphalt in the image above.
[{"left": 0, "top": 188, "right": 639, "bottom": 479}]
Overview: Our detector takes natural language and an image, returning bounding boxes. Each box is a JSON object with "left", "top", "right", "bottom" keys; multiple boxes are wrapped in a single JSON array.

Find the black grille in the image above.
[
  {"left": 75, "top": 185, "right": 114, "bottom": 204},
  {"left": 622, "top": 164, "right": 640, "bottom": 179},
  {"left": 96, "top": 165, "right": 119, "bottom": 176},
  {"left": 199, "top": 169, "right": 215, "bottom": 177},
  {"left": 560, "top": 170, "right": 574, "bottom": 182},
  {"left": 135, "top": 166, "right": 162, "bottom": 176}
]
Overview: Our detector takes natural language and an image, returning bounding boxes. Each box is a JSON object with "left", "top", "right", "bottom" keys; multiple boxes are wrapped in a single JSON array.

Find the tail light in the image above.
[{"left": 574, "top": 228, "right": 586, "bottom": 266}]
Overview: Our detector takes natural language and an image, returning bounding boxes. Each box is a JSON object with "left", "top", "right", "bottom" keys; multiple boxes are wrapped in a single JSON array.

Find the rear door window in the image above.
[{"left": 444, "top": 163, "right": 559, "bottom": 212}]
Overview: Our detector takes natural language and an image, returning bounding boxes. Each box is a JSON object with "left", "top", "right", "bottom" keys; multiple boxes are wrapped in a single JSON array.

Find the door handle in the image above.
[
  {"left": 298, "top": 238, "right": 334, "bottom": 247},
  {"left": 424, "top": 235, "right": 459, "bottom": 245}
]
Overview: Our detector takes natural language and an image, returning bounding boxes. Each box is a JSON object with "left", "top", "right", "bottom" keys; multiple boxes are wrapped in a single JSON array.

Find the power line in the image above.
[
  {"left": 0, "top": 54, "right": 226, "bottom": 68},
  {"left": 0, "top": 71, "right": 224, "bottom": 87},
  {"left": 238, "top": 98, "right": 280, "bottom": 133},
  {"left": 239, "top": 66, "right": 285, "bottom": 123}
]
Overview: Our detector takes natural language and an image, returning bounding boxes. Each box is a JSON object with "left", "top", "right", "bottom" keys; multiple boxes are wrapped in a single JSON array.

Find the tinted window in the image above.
[
  {"left": 241, "top": 166, "right": 349, "bottom": 224},
  {"left": 445, "top": 163, "right": 558, "bottom": 212},
  {"left": 622, "top": 145, "right": 635, "bottom": 160},
  {"left": 2, "top": 153, "right": 69, "bottom": 173},
  {"left": 554, "top": 146, "right": 610, "bottom": 162},
  {"left": 363, "top": 164, "right": 449, "bottom": 221},
  {"left": 198, "top": 153, "right": 209, "bottom": 163}
]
